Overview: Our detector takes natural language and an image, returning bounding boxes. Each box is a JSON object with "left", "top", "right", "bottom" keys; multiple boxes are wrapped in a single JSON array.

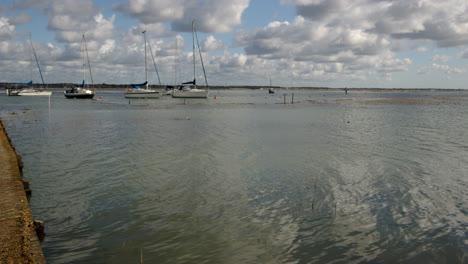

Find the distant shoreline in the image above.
[{"left": 1, "top": 83, "right": 467, "bottom": 92}]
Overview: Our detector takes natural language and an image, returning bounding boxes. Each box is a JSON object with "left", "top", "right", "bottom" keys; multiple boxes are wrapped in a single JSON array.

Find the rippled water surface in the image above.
[{"left": 1, "top": 89, "right": 467, "bottom": 263}]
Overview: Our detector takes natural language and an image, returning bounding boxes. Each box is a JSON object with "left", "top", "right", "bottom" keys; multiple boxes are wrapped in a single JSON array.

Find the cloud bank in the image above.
[{"left": 115, "top": 0, "right": 249, "bottom": 33}]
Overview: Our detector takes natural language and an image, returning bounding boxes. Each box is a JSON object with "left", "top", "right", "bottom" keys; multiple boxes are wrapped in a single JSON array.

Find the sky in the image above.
[{"left": 1, "top": 0, "right": 468, "bottom": 89}]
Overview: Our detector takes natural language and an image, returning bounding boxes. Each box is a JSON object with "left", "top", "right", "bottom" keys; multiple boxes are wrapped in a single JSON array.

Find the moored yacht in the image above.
[
  {"left": 124, "top": 30, "right": 161, "bottom": 99},
  {"left": 171, "top": 21, "right": 209, "bottom": 99},
  {"left": 64, "top": 34, "right": 95, "bottom": 99}
]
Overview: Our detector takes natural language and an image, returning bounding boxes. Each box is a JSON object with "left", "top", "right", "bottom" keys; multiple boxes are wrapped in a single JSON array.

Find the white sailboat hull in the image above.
[
  {"left": 124, "top": 89, "right": 161, "bottom": 98},
  {"left": 172, "top": 89, "right": 208, "bottom": 98},
  {"left": 6, "top": 89, "right": 20, "bottom": 96},
  {"left": 18, "top": 89, "right": 52, "bottom": 96}
]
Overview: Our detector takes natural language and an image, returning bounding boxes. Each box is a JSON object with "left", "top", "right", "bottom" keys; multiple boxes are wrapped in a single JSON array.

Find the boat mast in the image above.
[
  {"left": 82, "top": 34, "right": 85, "bottom": 86},
  {"left": 143, "top": 30, "right": 147, "bottom": 88},
  {"left": 175, "top": 37, "right": 178, "bottom": 86},
  {"left": 192, "top": 21, "right": 195, "bottom": 85},
  {"left": 147, "top": 35, "right": 161, "bottom": 86},
  {"left": 30, "top": 34, "right": 45, "bottom": 86},
  {"left": 29, "top": 33, "right": 33, "bottom": 86},
  {"left": 194, "top": 23, "right": 208, "bottom": 87},
  {"left": 83, "top": 34, "right": 94, "bottom": 89}
]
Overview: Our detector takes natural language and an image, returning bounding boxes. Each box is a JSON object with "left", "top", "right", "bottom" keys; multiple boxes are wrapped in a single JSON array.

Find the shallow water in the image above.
[{"left": 1, "top": 89, "right": 467, "bottom": 263}]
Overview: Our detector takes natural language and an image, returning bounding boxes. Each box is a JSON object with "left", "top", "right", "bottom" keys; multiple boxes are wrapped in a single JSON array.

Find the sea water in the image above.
[{"left": 1, "top": 89, "right": 467, "bottom": 263}]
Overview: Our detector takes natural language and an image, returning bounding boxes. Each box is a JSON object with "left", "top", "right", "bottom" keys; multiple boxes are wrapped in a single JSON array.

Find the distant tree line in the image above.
[
  {"left": 0, "top": 82, "right": 295, "bottom": 90},
  {"left": 2, "top": 82, "right": 463, "bottom": 91}
]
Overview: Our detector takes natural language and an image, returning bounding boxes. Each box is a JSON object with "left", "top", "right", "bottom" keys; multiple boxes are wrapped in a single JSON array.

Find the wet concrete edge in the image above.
[{"left": 0, "top": 120, "right": 45, "bottom": 263}]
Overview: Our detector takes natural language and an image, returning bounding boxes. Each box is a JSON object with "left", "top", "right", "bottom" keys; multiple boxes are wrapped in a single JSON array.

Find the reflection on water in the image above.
[{"left": 1, "top": 90, "right": 467, "bottom": 263}]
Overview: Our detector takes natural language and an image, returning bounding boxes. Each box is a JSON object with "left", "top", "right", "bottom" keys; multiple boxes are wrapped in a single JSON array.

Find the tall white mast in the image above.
[
  {"left": 175, "top": 37, "right": 178, "bottom": 86},
  {"left": 192, "top": 21, "right": 195, "bottom": 84},
  {"left": 82, "top": 34, "right": 85, "bottom": 84},
  {"left": 29, "top": 33, "right": 33, "bottom": 84},
  {"left": 83, "top": 34, "right": 94, "bottom": 89},
  {"left": 143, "top": 30, "right": 147, "bottom": 85}
]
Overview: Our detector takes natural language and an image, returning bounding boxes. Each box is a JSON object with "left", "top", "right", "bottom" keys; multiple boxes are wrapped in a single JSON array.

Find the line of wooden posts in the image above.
[{"left": 283, "top": 93, "right": 294, "bottom": 104}]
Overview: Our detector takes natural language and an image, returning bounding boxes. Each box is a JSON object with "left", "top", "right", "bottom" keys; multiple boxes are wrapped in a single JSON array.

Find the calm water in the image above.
[{"left": 1, "top": 89, "right": 467, "bottom": 263}]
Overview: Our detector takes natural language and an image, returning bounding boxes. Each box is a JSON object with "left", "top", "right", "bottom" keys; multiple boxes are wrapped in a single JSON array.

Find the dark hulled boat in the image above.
[
  {"left": 64, "top": 83, "right": 95, "bottom": 99},
  {"left": 64, "top": 34, "right": 95, "bottom": 99}
]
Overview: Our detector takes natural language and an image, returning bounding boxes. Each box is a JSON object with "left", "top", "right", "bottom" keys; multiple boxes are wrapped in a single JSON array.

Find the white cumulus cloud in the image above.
[
  {"left": 116, "top": 0, "right": 250, "bottom": 33},
  {"left": 113, "top": 0, "right": 185, "bottom": 24},
  {"left": 202, "top": 35, "right": 225, "bottom": 51},
  {"left": 46, "top": 0, "right": 115, "bottom": 43},
  {"left": 0, "top": 17, "right": 15, "bottom": 40},
  {"left": 432, "top": 55, "right": 450, "bottom": 63},
  {"left": 418, "top": 63, "right": 465, "bottom": 74}
]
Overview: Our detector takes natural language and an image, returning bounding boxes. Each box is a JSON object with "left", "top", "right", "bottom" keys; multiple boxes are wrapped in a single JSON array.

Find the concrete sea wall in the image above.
[{"left": 0, "top": 120, "right": 45, "bottom": 263}]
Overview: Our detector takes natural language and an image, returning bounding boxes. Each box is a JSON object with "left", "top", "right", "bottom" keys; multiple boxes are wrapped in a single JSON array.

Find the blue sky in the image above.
[{"left": 1, "top": 0, "right": 468, "bottom": 89}]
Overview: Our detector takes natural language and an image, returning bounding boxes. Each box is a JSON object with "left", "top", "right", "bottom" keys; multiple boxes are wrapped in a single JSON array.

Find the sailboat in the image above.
[
  {"left": 268, "top": 77, "right": 275, "bottom": 94},
  {"left": 172, "top": 21, "right": 209, "bottom": 99},
  {"left": 163, "top": 36, "right": 180, "bottom": 96},
  {"left": 9, "top": 34, "right": 52, "bottom": 96},
  {"left": 124, "top": 30, "right": 161, "bottom": 98},
  {"left": 64, "top": 34, "right": 95, "bottom": 99}
]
